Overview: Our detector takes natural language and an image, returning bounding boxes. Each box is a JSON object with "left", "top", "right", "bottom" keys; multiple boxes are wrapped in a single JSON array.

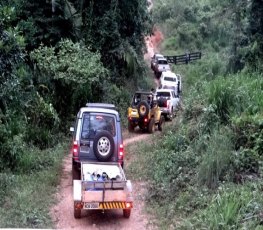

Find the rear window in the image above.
[
  {"left": 81, "top": 113, "right": 116, "bottom": 139},
  {"left": 156, "top": 92, "right": 170, "bottom": 97},
  {"left": 158, "top": 60, "right": 168, "bottom": 64},
  {"left": 164, "top": 76, "right": 176, "bottom": 82}
]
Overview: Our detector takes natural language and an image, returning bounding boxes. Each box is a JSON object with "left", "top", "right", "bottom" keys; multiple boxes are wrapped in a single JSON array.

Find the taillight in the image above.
[
  {"left": 144, "top": 118, "right": 148, "bottom": 123},
  {"left": 164, "top": 100, "right": 167, "bottom": 107},
  {"left": 73, "top": 141, "right": 78, "bottom": 157},
  {"left": 74, "top": 202, "right": 83, "bottom": 210},
  {"left": 119, "top": 144, "right": 124, "bottom": 160},
  {"left": 167, "top": 101, "right": 170, "bottom": 108},
  {"left": 126, "top": 202, "right": 133, "bottom": 208}
]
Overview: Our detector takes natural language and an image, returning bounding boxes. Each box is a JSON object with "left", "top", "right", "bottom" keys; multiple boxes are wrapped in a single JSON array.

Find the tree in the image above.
[
  {"left": 247, "top": 0, "right": 263, "bottom": 71},
  {"left": 30, "top": 39, "right": 108, "bottom": 119}
]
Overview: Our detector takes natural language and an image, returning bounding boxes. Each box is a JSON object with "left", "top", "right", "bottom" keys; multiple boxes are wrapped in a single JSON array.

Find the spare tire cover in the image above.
[
  {"left": 137, "top": 101, "right": 150, "bottom": 117},
  {"left": 93, "top": 131, "right": 114, "bottom": 161},
  {"left": 158, "top": 97, "right": 167, "bottom": 107}
]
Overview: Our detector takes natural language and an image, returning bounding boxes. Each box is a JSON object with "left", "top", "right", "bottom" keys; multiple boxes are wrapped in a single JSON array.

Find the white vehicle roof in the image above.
[
  {"left": 154, "top": 53, "right": 164, "bottom": 58},
  {"left": 156, "top": 88, "right": 174, "bottom": 93},
  {"left": 161, "top": 71, "right": 177, "bottom": 78}
]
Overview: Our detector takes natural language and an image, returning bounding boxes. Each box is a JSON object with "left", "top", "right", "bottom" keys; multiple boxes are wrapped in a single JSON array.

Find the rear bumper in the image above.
[
  {"left": 72, "top": 158, "right": 124, "bottom": 169},
  {"left": 160, "top": 107, "right": 171, "bottom": 114}
]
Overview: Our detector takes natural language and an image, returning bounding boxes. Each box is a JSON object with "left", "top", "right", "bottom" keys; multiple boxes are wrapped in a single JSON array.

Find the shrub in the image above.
[
  {"left": 180, "top": 184, "right": 263, "bottom": 229},
  {"left": 197, "top": 128, "right": 234, "bottom": 189}
]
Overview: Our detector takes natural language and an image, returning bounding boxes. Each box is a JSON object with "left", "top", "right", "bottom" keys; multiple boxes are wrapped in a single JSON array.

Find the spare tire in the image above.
[
  {"left": 93, "top": 131, "right": 114, "bottom": 161},
  {"left": 137, "top": 101, "right": 150, "bottom": 117},
  {"left": 158, "top": 97, "right": 167, "bottom": 107}
]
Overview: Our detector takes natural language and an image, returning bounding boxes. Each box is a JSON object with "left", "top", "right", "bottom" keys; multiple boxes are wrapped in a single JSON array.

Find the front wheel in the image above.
[{"left": 123, "top": 209, "right": 131, "bottom": 218}]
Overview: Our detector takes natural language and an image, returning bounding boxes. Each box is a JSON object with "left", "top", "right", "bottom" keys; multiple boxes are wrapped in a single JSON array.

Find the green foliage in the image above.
[
  {"left": 30, "top": 39, "right": 107, "bottom": 84},
  {"left": 246, "top": 0, "right": 263, "bottom": 71},
  {"left": 0, "top": 142, "right": 67, "bottom": 228},
  {"left": 30, "top": 39, "right": 108, "bottom": 123},
  {"left": 197, "top": 128, "right": 234, "bottom": 189},
  {"left": 180, "top": 184, "right": 263, "bottom": 229},
  {"left": 103, "top": 84, "right": 130, "bottom": 125}
]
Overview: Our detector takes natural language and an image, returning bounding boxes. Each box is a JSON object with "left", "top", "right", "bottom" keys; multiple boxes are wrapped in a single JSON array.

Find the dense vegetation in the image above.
[
  {"left": 128, "top": 0, "right": 263, "bottom": 229},
  {"left": 0, "top": 0, "right": 151, "bottom": 227},
  {"left": 1, "top": 0, "right": 263, "bottom": 228}
]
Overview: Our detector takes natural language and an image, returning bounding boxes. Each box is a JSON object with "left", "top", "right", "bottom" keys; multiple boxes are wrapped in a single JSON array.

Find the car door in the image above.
[{"left": 171, "top": 91, "right": 179, "bottom": 109}]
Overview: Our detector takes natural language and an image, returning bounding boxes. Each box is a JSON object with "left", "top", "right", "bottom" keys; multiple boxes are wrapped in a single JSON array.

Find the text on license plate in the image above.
[{"left": 84, "top": 202, "right": 99, "bottom": 209}]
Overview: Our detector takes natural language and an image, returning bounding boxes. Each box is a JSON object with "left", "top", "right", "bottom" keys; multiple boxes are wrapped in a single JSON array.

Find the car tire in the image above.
[
  {"left": 137, "top": 101, "right": 150, "bottom": 118},
  {"left": 74, "top": 207, "right": 81, "bottom": 219},
  {"left": 123, "top": 209, "right": 131, "bottom": 218},
  {"left": 157, "top": 97, "right": 166, "bottom": 107},
  {"left": 128, "top": 121, "right": 134, "bottom": 132},
  {"left": 170, "top": 108, "right": 173, "bottom": 121},
  {"left": 158, "top": 116, "right": 165, "bottom": 131},
  {"left": 72, "top": 164, "right": 81, "bottom": 180},
  {"left": 148, "top": 118, "right": 155, "bottom": 133},
  {"left": 93, "top": 131, "right": 114, "bottom": 161}
]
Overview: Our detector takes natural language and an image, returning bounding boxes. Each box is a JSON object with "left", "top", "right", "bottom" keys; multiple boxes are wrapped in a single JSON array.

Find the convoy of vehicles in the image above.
[{"left": 69, "top": 51, "right": 194, "bottom": 222}]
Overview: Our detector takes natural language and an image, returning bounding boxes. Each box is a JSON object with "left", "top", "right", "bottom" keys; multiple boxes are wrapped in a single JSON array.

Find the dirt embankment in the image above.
[{"left": 144, "top": 27, "right": 164, "bottom": 61}]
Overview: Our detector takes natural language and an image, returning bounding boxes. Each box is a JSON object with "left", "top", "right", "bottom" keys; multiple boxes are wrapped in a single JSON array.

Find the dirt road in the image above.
[{"left": 50, "top": 131, "right": 153, "bottom": 230}]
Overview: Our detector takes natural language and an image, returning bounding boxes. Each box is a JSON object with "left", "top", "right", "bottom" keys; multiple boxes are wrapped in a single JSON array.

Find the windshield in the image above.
[
  {"left": 164, "top": 76, "right": 176, "bottom": 82},
  {"left": 81, "top": 113, "right": 116, "bottom": 139}
]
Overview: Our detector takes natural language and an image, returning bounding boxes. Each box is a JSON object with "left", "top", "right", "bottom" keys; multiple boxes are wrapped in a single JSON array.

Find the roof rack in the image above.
[{"left": 85, "top": 103, "right": 116, "bottom": 110}]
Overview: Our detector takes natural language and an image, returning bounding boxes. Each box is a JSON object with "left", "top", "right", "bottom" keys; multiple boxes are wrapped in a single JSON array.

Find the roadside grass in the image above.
[
  {"left": 0, "top": 141, "right": 68, "bottom": 228},
  {"left": 127, "top": 71, "right": 263, "bottom": 229}
]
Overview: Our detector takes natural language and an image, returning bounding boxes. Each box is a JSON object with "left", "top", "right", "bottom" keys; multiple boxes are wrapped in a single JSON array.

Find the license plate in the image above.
[{"left": 84, "top": 202, "right": 99, "bottom": 209}]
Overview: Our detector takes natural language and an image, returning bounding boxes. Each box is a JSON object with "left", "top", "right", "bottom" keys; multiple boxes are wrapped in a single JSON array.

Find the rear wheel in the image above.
[
  {"left": 170, "top": 108, "right": 174, "bottom": 121},
  {"left": 72, "top": 164, "right": 81, "bottom": 180},
  {"left": 128, "top": 121, "right": 134, "bottom": 132},
  {"left": 74, "top": 208, "right": 81, "bottom": 219},
  {"left": 123, "top": 209, "right": 131, "bottom": 218},
  {"left": 158, "top": 116, "right": 165, "bottom": 131},
  {"left": 148, "top": 119, "right": 155, "bottom": 133}
]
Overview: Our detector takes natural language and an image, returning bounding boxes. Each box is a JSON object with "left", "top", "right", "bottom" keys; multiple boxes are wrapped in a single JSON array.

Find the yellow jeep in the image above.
[{"left": 127, "top": 91, "right": 164, "bottom": 133}]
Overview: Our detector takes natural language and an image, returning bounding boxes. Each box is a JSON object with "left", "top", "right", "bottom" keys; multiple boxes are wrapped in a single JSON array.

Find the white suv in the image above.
[{"left": 159, "top": 71, "right": 182, "bottom": 95}]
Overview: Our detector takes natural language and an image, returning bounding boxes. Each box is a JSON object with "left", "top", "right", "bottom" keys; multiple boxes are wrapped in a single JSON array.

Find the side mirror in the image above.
[{"left": 70, "top": 127, "right": 74, "bottom": 132}]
